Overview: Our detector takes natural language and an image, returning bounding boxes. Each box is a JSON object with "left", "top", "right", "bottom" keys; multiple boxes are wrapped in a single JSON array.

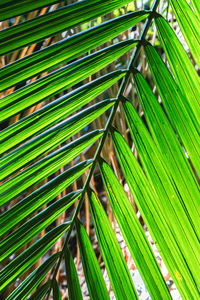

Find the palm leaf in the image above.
[
  {"left": 1, "top": 0, "right": 199, "bottom": 299},
  {"left": 0, "top": 0, "right": 62, "bottom": 21},
  {"left": 52, "top": 279, "right": 61, "bottom": 300},
  {"left": 88, "top": 188, "right": 138, "bottom": 300},
  {"left": 0, "top": 224, "right": 68, "bottom": 291},
  {"left": 0, "top": 44, "right": 133, "bottom": 122},
  {"left": 190, "top": 0, "right": 200, "bottom": 18},
  {"left": 0, "top": 100, "right": 113, "bottom": 175},
  {"left": 76, "top": 219, "right": 110, "bottom": 300},
  {"left": 132, "top": 69, "right": 200, "bottom": 235},
  {"left": 121, "top": 99, "right": 200, "bottom": 287},
  {"left": 7, "top": 253, "right": 60, "bottom": 300},
  {"left": 28, "top": 281, "right": 51, "bottom": 300},
  {"left": 64, "top": 248, "right": 83, "bottom": 300},
  {"left": 154, "top": 15, "right": 200, "bottom": 128},
  {"left": 0, "top": 191, "right": 80, "bottom": 262},
  {"left": 111, "top": 128, "right": 199, "bottom": 299},
  {"left": 0, "top": 0, "right": 137, "bottom": 56},
  {"left": 0, "top": 160, "right": 91, "bottom": 235},
  {"left": 0, "top": 131, "right": 101, "bottom": 201},
  {"left": 98, "top": 157, "right": 170, "bottom": 299},
  {"left": 170, "top": 0, "right": 200, "bottom": 68},
  {"left": 0, "top": 11, "right": 148, "bottom": 91}
]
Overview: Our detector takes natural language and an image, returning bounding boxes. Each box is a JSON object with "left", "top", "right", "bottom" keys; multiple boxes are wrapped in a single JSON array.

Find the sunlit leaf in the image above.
[
  {"left": 88, "top": 189, "right": 138, "bottom": 300},
  {"left": 0, "top": 191, "right": 81, "bottom": 262},
  {"left": 0, "top": 131, "right": 101, "bottom": 202},
  {"left": 0, "top": 11, "right": 148, "bottom": 90},
  {"left": 0, "top": 0, "right": 138, "bottom": 56},
  {"left": 0, "top": 224, "right": 68, "bottom": 292},
  {"left": 99, "top": 157, "right": 171, "bottom": 299},
  {"left": 7, "top": 253, "right": 60, "bottom": 300},
  {"left": 0, "top": 99, "right": 114, "bottom": 177},
  {"left": 154, "top": 16, "right": 200, "bottom": 128},
  {"left": 144, "top": 42, "right": 200, "bottom": 176},
  {"left": 111, "top": 128, "right": 199, "bottom": 299},
  {"left": 76, "top": 220, "right": 109, "bottom": 300},
  {"left": 64, "top": 248, "right": 83, "bottom": 300},
  {"left": 0, "top": 160, "right": 91, "bottom": 235},
  {"left": 170, "top": 0, "right": 200, "bottom": 68}
]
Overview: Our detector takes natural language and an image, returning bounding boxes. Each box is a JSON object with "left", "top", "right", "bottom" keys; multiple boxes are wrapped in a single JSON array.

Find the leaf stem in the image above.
[{"left": 46, "top": 1, "right": 160, "bottom": 298}]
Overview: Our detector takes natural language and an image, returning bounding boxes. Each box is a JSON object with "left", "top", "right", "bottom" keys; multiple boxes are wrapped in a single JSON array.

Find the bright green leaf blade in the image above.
[
  {"left": 0, "top": 223, "right": 68, "bottom": 292},
  {"left": 154, "top": 16, "right": 200, "bottom": 127},
  {"left": 111, "top": 129, "right": 199, "bottom": 299},
  {"left": 76, "top": 219, "right": 110, "bottom": 300},
  {"left": 169, "top": 0, "right": 200, "bottom": 68},
  {"left": 122, "top": 100, "right": 200, "bottom": 288},
  {"left": 0, "top": 190, "right": 81, "bottom": 262},
  {"left": 53, "top": 279, "right": 61, "bottom": 300},
  {"left": 88, "top": 189, "right": 138, "bottom": 300},
  {"left": 64, "top": 248, "right": 83, "bottom": 300},
  {"left": 0, "top": 160, "right": 91, "bottom": 236},
  {"left": 191, "top": 0, "right": 200, "bottom": 19},
  {"left": 7, "top": 253, "right": 60, "bottom": 300},
  {"left": 0, "top": 130, "right": 102, "bottom": 203},
  {"left": 132, "top": 70, "right": 200, "bottom": 237},
  {"left": 0, "top": 70, "right": 125, "bottom": 152},
  {"left": 0, "top": 0, "right": 62, "bottom": 21},
  {"left": 0, "top": 11, "right": 149, "bottom": 90},
  {"left": 0, "top": 42, "right": 135, "bottom": 123},
  {"left": 28, "top": 280, "right": 51, "bottom": 300},
  {"left": 98, "top": 157, "right": 171, "bottom": 300},
  {"left": 144, "top": 43, "right": 200, "bottom": 177},
  {"left": 0, "top": 99, "right": 115, "bottom": 180},
  {"left": 0, "top": 0, "right": 143, "bottom": 56}
]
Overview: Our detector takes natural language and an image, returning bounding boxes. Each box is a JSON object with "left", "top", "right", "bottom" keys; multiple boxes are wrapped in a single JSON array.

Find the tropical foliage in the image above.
[{"left": 0, "top": 0, "right": 200, "bottom": 299}]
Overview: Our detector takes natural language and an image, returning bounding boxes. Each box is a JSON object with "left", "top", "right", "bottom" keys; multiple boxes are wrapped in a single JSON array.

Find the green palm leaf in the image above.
[
  {"left": 132, "top": 69, "right": 200, "bottom": 235},
  {"left": 64, "top": 248, "right": 83, "bottom": 300},
  {"left": 28, "top": 281, "right": 51, "bottom": 300},
  {"left": 0, "top": 131, "right": 101, "bottom": 201},
  {"left": 190, "top": 0, "right": 200, "bottom": 18},
  {"left": 170, "top": 0, "right": 200, "bottom": 68},
  {"left": 0, "top": 100, "right": 113, "bottom": 175},
  {"left": 7, "top": 253, "right": 60, "bottom": 300},
  {"left": 52, "top": 279, "right": 61, "bottom": 300},
  {"left": 0, "top": 160, "right": 91, "bottom": 235},
  {"left": 1, "top": 0, "right": 200, "bottom": 298},
  {"left": 0, "top": 191, "right": 80, "bottom": 262},
  {"left": 0, "top": 0, "right": 62, "bottom": 21},
  {"left": 111, "top": 128, "right": 199, "bottom": 299},
  {"left": 144, "top": 42, "right": 200, "bottom": 176},
  {"left": 76, "top": 219, "right": 110, "bottom": 300},
  {"left": 0, "top": 0, "right": 137, "bottom": 56},
  {"left": 154, "top": 15, "right": 200, "bottom": 128},
  {"left": 88, "top": 188, "right": 138, "bottom": 300},
  {"left": 0, "top": 224, "right": 68, "bottom": 291},
  {"left": 122, "top": 99, "right": 200, "bottom": 287},
  {"left": 0, "top": 44, "right": 132, "bottom": 122},
  {"left": 0, "top": 11, "right": 148, "bottom": 91},
  {"left": 98, "top": 157, "right": 171, "bottom": 299}
]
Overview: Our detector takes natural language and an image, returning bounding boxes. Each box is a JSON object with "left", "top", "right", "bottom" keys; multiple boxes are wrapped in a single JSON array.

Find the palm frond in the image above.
[{"left": 1, "top": 0, "right": 199, "bottom": 299}]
